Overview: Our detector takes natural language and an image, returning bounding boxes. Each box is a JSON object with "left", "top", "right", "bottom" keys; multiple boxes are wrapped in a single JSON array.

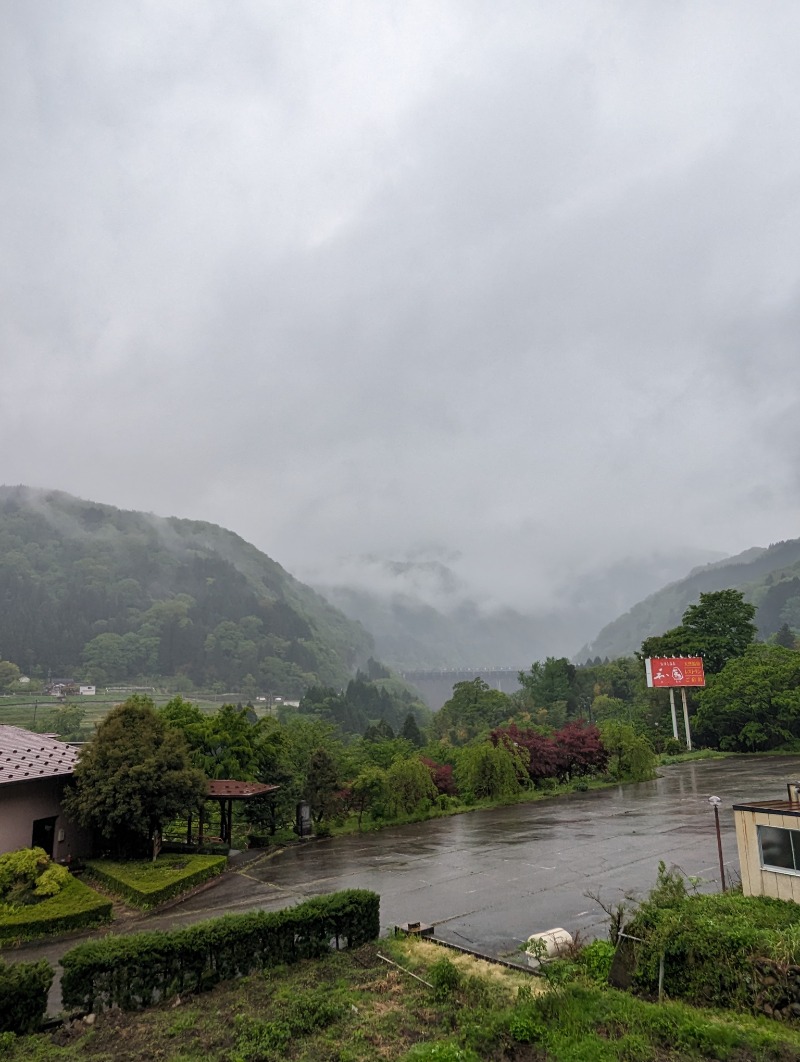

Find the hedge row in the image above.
[
  {"left": 61, "top": 888, "right": 380, "bottom": 1013},
  {"left": 83, "top": 855, "right": 227, "bottom": 909},
  {"left": 0, "top": 957, "right": 53, "bottom": 1034},
  {"left": 0, "top": 876, "right": 112, "bottom": 944}
]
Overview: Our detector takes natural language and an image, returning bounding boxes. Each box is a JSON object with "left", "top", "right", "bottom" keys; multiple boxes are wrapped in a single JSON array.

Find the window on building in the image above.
[{"left": 758, "top": 824, "right": 800, "bottom": 872}]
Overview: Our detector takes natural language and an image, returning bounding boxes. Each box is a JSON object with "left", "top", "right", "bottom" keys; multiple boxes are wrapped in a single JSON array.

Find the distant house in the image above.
[
  {"left": 0, "top": 726, "right": 91, "bottom": 860},
  {"left": 734, "top": 787, "right": 800, "bottom": 903}
]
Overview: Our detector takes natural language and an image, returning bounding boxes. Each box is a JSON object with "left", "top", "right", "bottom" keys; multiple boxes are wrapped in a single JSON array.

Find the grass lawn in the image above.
[
  {"left": 82, "top": 854, "right": 227, "bottom": 910},
  {"left": 0, "top": 876, "right": 112, "bottom": 945},
  {"left": 5, "top": 938, "right": 800, "bottom": 1060}
]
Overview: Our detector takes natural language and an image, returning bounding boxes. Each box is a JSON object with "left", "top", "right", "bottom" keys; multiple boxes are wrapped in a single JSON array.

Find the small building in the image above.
[
  {"left": 0, "top": 726, "right": 91, "bottom": 860},
  {"left": 733, "top": 787, "right": 800, "bottom": 902}
]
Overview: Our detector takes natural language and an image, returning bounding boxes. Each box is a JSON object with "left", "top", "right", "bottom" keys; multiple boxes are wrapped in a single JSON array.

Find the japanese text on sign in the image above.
[{"left": 644, "top": 656, "right": 705, "bottom": 688}]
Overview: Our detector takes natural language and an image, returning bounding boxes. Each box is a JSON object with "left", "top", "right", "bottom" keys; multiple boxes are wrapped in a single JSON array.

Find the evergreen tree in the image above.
[
  {"left": 775, "top": 622, "right": 796, "bottom": 649},
  {"left": 400, "top": 712, "right": 424, "bottom": 747}
]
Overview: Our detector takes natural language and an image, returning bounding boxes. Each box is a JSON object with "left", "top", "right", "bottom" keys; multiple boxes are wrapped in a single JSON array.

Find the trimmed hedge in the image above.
[
  {"left": 0, "top": 876, "right": 112, "bottom": 944},
  {"left": 83, "top": 854, "right": 227, "bottom": 909},
  {"left": 61, "top": 888, "right": 380, "bottom": 1013},
  {"left": 0, "top": 957, "right": 53, "bottom": 1034}
]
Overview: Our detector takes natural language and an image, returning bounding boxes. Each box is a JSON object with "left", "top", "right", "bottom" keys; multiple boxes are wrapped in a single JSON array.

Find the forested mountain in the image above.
[
  {"left": 0, "top": 486, "right": 372, "bottom": 693},
  {"left": 577, "top": 538, "right": 800, "bottom": 662}
]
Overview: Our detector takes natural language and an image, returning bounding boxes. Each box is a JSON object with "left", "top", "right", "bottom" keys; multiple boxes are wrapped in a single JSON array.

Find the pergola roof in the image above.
[
  {"left": 206, "top": 780, "right": 280, "bottom": 799},
  {"left": 0, "top": 726, "right": 80, "bottom": 786}
]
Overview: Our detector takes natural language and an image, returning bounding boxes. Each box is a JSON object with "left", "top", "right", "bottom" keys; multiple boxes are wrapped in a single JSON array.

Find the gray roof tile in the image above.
[{"left": 0, "top": 726, "right": 80, "bottom": 786}]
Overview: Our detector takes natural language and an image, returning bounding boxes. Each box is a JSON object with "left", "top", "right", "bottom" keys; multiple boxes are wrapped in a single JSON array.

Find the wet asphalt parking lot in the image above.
[
  {"left": 153, "top": 755, "right": 800, "bottom": 954},
  {"left": 13, "top": 754, "right": 800, "bottom": 1012}
]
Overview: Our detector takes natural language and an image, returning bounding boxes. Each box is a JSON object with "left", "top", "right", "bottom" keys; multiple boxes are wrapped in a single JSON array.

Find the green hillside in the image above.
[
  {"left": 0, "top": 486, "right": 373, "bottom": 694},
  {"left": 577, "top": 537, "right": 800, "bottom": 661}
]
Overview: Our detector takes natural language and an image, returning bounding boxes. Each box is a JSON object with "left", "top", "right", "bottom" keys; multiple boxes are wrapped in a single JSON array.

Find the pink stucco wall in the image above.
[{"left": 0, "top": 777, "right": 93, "bottom": 860}]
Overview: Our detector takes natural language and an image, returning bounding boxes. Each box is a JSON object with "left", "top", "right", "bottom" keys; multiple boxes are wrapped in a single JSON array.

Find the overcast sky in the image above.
[{"left": 3, "top": 1, "right": 800, "bottom": 611}]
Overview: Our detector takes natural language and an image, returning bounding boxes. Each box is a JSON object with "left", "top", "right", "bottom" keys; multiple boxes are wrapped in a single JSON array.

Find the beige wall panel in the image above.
[
  {"left": 734, "top": 812, "right": 754, "bottom": 895},
  {"left": 775, "top": 870, "right": 794, "bottom": 902}
]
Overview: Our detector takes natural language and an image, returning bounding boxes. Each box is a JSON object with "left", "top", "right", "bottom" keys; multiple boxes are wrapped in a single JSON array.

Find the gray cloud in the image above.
[{"left": 2, "top": 1, "right": 800, "bottom": 620}]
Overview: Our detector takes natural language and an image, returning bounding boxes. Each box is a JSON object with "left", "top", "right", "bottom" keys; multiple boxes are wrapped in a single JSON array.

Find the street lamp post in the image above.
[{"left": 708, "top": 796, "right": 726, "bottom": 892}]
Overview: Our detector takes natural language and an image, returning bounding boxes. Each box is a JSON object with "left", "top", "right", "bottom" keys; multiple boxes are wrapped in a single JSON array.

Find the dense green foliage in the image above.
[
  {"left": 64, "top": 697, "right": 207, "bottom": 858},
  {"left": 0, "top": 875, "right": 112, "bottom": 943},
  {"left": 299, "top": 671, "right": 430, "bottom": 737},
  {"left": 641, "top": 589, "right": 757, "bottom": 674},
  {"left": 60, "top": 889, "right": 380, "bottom": 1012},
  {"left": 83, "top": 855, "right": 227, "bottom": 909},
  {"left": 0, "top": 847, "right": 69, "bottom": 909},
  {"left": 0, "top": 957, "right": 52, "bottom": 1034},
  {"left": 0, "top": 486, "right": 372, "bottom": 694},
  {"left": 695, "top": 644, "right": 800, "bottom": 750},
  {"left": 627, "top": 864, "right": 800, "bottom": 1010}
]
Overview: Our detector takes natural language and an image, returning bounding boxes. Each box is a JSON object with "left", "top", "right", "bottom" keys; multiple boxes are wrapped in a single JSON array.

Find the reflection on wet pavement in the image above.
[{"left": 171, "top": 755, "right": 800, "bottom": 961}]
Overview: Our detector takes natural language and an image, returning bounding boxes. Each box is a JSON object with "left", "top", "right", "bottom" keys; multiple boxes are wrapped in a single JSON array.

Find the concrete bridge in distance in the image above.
[{"left": 399, "top": 666, "right": 524, "bottom": 712}]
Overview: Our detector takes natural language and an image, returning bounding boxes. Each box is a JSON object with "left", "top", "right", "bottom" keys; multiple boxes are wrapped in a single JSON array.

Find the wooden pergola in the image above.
[{"left": 188, "top": 779, "right": 280, "bottom": 847}]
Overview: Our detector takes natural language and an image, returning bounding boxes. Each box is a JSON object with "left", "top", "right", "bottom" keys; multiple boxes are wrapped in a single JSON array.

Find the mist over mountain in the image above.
[
  {"left": 311, "top": 547, "right": 723, "bottom": 670},
  {"left": 577, "top": 538, "right": 800, "bottom": 662},
  {"left": 0, "top": 486, "right": 372, "bottom": 693}
]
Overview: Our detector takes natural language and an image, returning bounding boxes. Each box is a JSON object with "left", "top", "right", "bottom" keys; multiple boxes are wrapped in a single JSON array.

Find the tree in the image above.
[
  {"left": 433, "top": 679, "right": 512, "bottom": 743},
  {"left": 455, "top": 741, "right": 525, "bottom": 801},
  {"left": 400, "top": 712, "right": 424, "bottom": 747},
  {"left": 385, "top": 758, "right": 438, "bottom": 817},
  {"left": 305, "top": 747, "right": 342, "bottom": 823},
  {"left": 518, "top": 658, "right": 578, "bottom": 718},
  {"left": 350, "top": 767, "right": 388, "bottom": 828},
  {"left": 641, "top": 589, "right": 757, "bottom": 675},
  {"left": 0, "top": 660, "right": 21, "bottom": 691},
  {"left": 775, "top": 622, "right": 797, "bottom": 649},
  {"left": 34, "top": 706, "right": 86, "bottom": 741},
  {"left": 364, "top": 718, "right": 395, "bottom": 742},
  {"left": 63, "top": 695, "right": 206, "bottom": 858},
  {"left": 694, "top": 645, "right": 800, "bottom": 751},
  {"left": 598, "top": 720, "right": 656, "bottom": 781}
]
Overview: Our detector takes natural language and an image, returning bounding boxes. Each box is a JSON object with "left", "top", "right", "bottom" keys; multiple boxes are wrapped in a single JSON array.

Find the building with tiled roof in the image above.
[{"left": 0, "top": 725, "right": 91, "bottom": 860}]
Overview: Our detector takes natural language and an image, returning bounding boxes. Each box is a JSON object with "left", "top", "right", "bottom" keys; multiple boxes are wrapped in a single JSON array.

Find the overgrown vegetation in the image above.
[
  {"left": 626, "top": 863, "right": 800, "bottom": 1012},
  {"left": 7, "top": 937, "right": 800, "bottom": 1059}
]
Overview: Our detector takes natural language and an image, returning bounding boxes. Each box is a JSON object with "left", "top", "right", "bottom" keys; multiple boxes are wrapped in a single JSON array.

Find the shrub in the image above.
[
  {"left": 0, "top": 957, "right": 53, "bottom": 1034},
  {"left": 626, "top": 863, "right": 800, "bottom": 1010},
  {"left": 0, "top": 875, "right": 112, "bottom": 943},
  {"left": 83, "top": 854, "right": 226, "bottom": 909},
  {"left": 577, "top": 939, "right": 615, "bottom": 984},
  {"left": 0, "top": 848, "right": 69, "bottom": 909},
  {"left": 428, "top": 957, "right": 462, "bottom": 1000},
  {"left": 60, "top": 888, "right": 380, "bottom": 1012}
]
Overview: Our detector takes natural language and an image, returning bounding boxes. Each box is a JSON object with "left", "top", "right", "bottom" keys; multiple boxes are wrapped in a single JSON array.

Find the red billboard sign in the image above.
[{"left": 645, "top": 656, "right": 705, "bottom": 688}]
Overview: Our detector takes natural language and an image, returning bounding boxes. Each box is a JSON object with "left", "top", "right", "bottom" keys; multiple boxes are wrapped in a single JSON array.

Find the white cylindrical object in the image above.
[{"left": 525, "top": 927, "right": 573, "bottom": 967}]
